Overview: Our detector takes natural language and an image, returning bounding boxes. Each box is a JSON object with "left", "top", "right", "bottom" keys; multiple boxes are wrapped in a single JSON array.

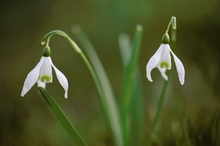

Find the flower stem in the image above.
[
  {"left": 147, "top": 73, "right": 170, "bottom": 146},
  {"left": 148, "top": 16, "right": 177, "bottom": 146},
  {"left": 165, "top": 16, "right": 177, "bottom": 34},
  {"left": 42, "top": 30, "right": 124, "bottom": 146}
]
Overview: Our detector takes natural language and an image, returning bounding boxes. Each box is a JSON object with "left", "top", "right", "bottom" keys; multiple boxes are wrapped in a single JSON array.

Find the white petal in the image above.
[
  {"left": 158, "top": 67, "right": 168, "bottom": 80},
  {"left": 39, "top": 57, "right": 53, "bottom": 83},
  {"left": 159, "top": 44, "right": 172, "bottom": 69},
  {"left": 50, "top": 58, "right": 69, "bottom": 98},
  {"left": 146, "top": 44, "right": 163, "bottom": 82},
  {"left": 21, "top": 57, "right": 45, "bottom": 97},
  {"left": 169, "top": 49, "right": 185, "bottom": 85}
]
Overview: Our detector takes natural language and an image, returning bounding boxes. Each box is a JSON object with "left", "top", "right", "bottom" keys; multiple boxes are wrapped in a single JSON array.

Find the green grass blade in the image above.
[
  {"left": 118, "top": 33, "right": 131, "bottom": 66},
  {"left": 118, "top": 32, "right": 144, "bottom": 146},
  {"left": 39, "top": 87, "right": 87, "bottom": 146},
  {"left": 120, "top": 25, "right": 143, "bottom": 145},
  {"left": 71, "top": 25, "right": 123, "bottom": 146},
  {"left": 131, "top": 71, "right": 144, "bottom": 146}
]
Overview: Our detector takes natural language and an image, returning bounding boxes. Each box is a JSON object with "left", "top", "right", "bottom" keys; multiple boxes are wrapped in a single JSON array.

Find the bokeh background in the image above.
[{"left": 1, "top": 0, "right": 220, "bottom": 145}]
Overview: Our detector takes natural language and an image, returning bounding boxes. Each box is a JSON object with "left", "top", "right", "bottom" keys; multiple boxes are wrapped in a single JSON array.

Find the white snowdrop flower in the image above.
[
  {"left": 21, "top": 46, "right": 69, "bottom": 98},
  {"left": 146, "top": 34, "right": 185, "bottom": 85}
]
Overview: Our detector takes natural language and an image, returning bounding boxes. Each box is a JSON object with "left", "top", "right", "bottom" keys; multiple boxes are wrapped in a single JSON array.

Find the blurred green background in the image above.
[{"left": 1, "top": 0, "right": 220, "bottom": 145}]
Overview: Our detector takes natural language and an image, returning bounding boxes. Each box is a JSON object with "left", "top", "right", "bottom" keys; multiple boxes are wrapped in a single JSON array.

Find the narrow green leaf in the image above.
[
  {"left": 39, "top": 87, "right": 87, "bottom": 146},
  {"left": 120, "top": 25, "right": 143, "bottom": 145},
  {"left": 118, "top": 33, "right": 131, "bottom": 66},
  {"left": 118, "top": 32, "right": 144, "bottom": 146},
  {"left": 71, "top": 25, "right": 123, "bottom": 146},
  {"left": 131, "top": 71, "right": 144, "bottom": 146}
]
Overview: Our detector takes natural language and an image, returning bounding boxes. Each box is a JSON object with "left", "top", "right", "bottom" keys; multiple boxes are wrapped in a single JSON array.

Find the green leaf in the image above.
[
  {"left": 118, "top": 33, "right": 132, "bottom": 66},
  {"left": 118, "top": 31, "right": 144, "bottom": 146},
  {"left": 120, "top": 25, "right": 143, "bottom": 145},
  {"left": 39, "top": 87, "right": 87, "bottom": 146},
  {"left": 71, "top": 25, "right": 123, "bottom": 146}
]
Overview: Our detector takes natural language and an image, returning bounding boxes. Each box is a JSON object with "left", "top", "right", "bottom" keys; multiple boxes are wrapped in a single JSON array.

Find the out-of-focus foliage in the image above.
[{"left": 1, "top": 0, "right": 220, "bottom": 145}]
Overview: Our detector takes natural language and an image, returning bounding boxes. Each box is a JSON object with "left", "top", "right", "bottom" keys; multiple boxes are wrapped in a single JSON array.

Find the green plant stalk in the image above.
[
  {"left": 148, "top": 17, "right": 177, "bottom": 146},
  {"left": 42, "top": 30, "right": 123, "bottom": 146},
  {"left": 39, "top": 87, "right": 87, "bottom": 146},
  {"left": 41, "top": 31, "right": 108, "bottom": 120},
  {"left": 118, "top": 33, "right": 131, "bottom": 66},
  {"left": 118, "top": 32, "right": 144, "bottom": 146},
  {"left": 147, "top": 74, "right": 170, "bottom": 146},
  {"left": 120, "top": 25, "right": 143, "bottom": 146},
  {"left": 132, "top": 70, "right": 144, "bottom": 146},
  {"left": 71, "top": 26, "right": 123, "bottom": 146}
]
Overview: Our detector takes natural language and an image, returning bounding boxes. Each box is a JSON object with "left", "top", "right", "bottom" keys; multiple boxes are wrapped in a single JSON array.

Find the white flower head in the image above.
[
  {"left": 21, "top": 47, "right": 69, "bottom": 98},
  {"left": 146, "top": 43, "right": 185, "bottom": 85}
]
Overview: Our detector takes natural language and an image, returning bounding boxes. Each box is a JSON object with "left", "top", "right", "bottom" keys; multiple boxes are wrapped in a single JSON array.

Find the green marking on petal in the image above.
[
  {"left": 40, "top": 75, "right": 52, "bottom": 82},
  {"left": 160, "top": 62, "right": 170, "bottom": 68}
]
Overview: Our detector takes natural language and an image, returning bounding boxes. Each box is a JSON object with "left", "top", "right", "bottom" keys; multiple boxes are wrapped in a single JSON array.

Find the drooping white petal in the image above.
[
  {"left": 146, "top": 44, "right": 163, "bottom": 82},
  {"left": 156, "top": 44, "right": 172, "bottom": 81},
  {"left": 21, "top": 57, "right": 45, "bottom": 97},
  {"left": 158, "top": 67, "right": 168, "bottom": 80},
  {"left": 159, "top": 44, "right": 172, "bottom": 69},
  {"left": 169, "top": 49, "right": 185, "bottom": 85},
  {"left": 39, "top": 57, "right": 53, "bottom": 83},
  {"left": 49, "top": 58, "right": 69, "bottom": 98}
]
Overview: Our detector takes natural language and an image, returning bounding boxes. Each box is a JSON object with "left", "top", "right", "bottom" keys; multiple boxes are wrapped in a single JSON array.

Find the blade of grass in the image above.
[
  {"left": 38, "top": 87, "right": 87, "bottom": 146},
  {"left": 118, "top": 33, "right": 132, "bottom": 66},
  {"left": 71, "top": 25, "right": 123, "bottom": 146},
  {"left": 120, "top": 25, "right": 143, "bottom": 146},
  {"left": 132, "top": 71, "right": 144, "bottom": 146},
  {"left": 118, "top": 32, "right": 144, "bottom": 146}
]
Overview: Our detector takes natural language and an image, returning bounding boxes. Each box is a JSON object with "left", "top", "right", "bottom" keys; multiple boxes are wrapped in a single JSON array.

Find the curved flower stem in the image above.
[
  {"left": 42, "top": 30, "right": 124, "bottom": 146},
  {"left": 148, "top": 16, "right": 177, "bottom": 146},
  {"left": 165, "top": 16, "right": 177, "bottom": 34},
  {"left": 41, "top": 30, "right": 82, "bottom": 53}
]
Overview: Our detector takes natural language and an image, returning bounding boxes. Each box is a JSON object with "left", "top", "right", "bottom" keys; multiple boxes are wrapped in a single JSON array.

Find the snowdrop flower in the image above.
[
  {"left": 146, "top": 34, "right": 185, "bottom": 85},
  {"left": 21, "top": 46, "right": 69, "bottom": 98}
]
